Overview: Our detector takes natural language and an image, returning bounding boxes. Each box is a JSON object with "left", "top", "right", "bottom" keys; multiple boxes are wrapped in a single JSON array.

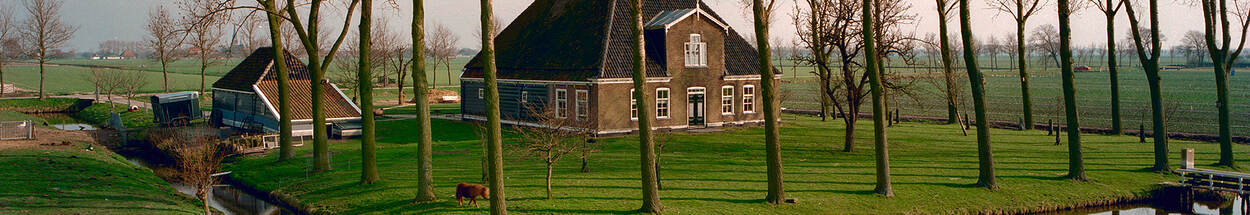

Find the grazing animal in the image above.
[{"left": 456, "top": 183, "right": 490, "bottom": 207}]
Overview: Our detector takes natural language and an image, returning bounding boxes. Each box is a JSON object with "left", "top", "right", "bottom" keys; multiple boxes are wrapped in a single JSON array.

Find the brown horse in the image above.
[{"left": 455, "top": 183, "right": 490, "bottom": 207}]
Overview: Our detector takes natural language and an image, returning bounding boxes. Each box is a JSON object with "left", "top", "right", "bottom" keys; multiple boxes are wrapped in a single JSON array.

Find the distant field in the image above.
[
  {"left": 2, "top": 64, "right": 219, "bottom": 95},
  {"left": 782, "top": 57, "right": 1250, "bottom": 137}
]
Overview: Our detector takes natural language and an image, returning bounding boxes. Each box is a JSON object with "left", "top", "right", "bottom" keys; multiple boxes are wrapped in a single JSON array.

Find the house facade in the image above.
[
  {"left": 460, "top": 0, "right": 776, "bottom": 134},
  {"left": 211, "top": 47, "right": 363, "bottom": 138}
]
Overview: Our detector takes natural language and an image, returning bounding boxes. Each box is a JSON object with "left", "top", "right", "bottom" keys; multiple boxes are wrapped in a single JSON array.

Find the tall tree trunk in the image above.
[
  {"left": 1125, "top": 0, "right": 1169, "bottom": 172},
  {"left": 201, "top": 51, "right": 208, "bottom": 94},
  {"left": 480, "top": 0, "right": 508, "bottom": 214},
  {"left": 960, "top": 0, "right": 997, "bottom": 189},
  {"left": 628, "top": 0, "right": 661, "bottom": 212},
  {"left": 202, "top": 193, "right": 210, "bottom": 215},
  {"left": 262, "top": 0, "right": 294, "bottom": 161},
  {"left": 754, "top": 0, "right": 787, "bottom": 204},
  {"left": 1199, "top": 0, "right": 1242, "bottom": 167},
  {"left": 1058, "top": 0, "right": 1087, "bottom": 181},
  {"left": 937, "top": 4, "right": 959, "bottom": 124},
  {"left": 1106, "top": 5, "right": 1122, "bottom": 135},
  {"left": 358, "top": 0, "right": 379, "bottom": 184},
  {"left": 412, "top": 0, "right": 436, "bottom": 203},
  {"left": 862, "top": 0, "right": 892, "bottom": 197},
  {"left": 1016, "top": 23, "right": 1033, "bottom": 129}
]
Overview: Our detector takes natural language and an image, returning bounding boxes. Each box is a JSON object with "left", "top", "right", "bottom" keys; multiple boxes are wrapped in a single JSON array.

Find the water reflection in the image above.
[
  {"left": 1061, "top": 196, "right": 1247, "bottom": 215},
  {"left": 128, "top": 158, "right": 291, "bottom": 215},
  {"left": 51, "top": 123, "right": 95, "bottom": 130}
]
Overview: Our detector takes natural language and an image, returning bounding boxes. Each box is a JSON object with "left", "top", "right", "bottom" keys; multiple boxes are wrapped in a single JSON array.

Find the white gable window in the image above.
[
  {"left": 685, "top": 34, "right": 707, "bottom": 67},
  {"left": 478, "top": 89, "right": 484, "bottom": 99},
  {"left": 556, "top": 89, "right": 568, "bottom": 119},
  {"left": 721, "top": 86, "right": 735, "bottom": 115}
]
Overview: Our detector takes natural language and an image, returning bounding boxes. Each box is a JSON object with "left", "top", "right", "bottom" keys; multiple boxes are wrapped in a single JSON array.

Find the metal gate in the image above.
[{"left": 0, "top": 120, "right": 35, "bottom": 140}]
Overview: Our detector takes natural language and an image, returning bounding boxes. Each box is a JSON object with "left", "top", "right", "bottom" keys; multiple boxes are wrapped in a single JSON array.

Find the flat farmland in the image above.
[{"left": 782, "top": 59, "right": 1250, "bottom": 136}]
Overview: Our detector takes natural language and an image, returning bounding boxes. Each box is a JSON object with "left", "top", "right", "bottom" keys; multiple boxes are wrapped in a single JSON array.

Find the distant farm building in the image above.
[
  {"left": 211, "top": 47, "right": 362, "bottom": 139},
  {"left": 460, "top": 0, "right": 777, "bottom": 134}
]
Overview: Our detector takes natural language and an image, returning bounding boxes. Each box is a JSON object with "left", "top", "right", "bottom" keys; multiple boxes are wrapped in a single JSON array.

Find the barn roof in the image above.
[
  {"left": 212, "top": 47, "right": 309, "bottom": 91},
  {"left": 462, "top": 0, "right": 768, "bottom": 82},
  {"left": 213, "top": 47, "right": 360, "bottom": 121}
]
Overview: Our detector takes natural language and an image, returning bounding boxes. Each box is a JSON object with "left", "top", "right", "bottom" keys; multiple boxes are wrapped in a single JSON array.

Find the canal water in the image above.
[
  {"left": 34, "top": 113, "right": 96, "bottom": 130},
  {"left": 1056, "top": 196, "right": 1247, "bottom": 215},
  {"left": 127, "top": 158, "right": 291, "bottom": 215}
]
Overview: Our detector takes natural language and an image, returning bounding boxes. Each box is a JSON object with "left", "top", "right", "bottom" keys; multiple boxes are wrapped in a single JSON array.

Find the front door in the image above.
[{"left": 688, "top": 88, "right": 706, "bottom": 126}]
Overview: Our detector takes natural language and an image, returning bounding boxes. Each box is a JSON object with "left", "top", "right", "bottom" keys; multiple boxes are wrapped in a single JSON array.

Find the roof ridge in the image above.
[{"left": 596, "top": 0, "right": 619, "bottom": 79}]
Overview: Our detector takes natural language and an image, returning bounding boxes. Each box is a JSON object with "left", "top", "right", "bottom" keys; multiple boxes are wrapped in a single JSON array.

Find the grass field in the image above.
[
  {"left": 0, "top": 147, "right": 203, "bottom": 214},
  {"left": 782, "top": 59, "right": 1250, "bottom": 137},
  {"left": 225, "top": 114, "right": 1250, "bottom": 214},
  {"left": 3, "top": 64, "right": 219, "bottom": 95},
  {"left": 73, "top": 102, "right": 156, "bottom": 128}
]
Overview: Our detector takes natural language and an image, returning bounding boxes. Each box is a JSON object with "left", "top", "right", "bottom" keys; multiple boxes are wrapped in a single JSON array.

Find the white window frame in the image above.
[
  {"left": 478, "top": 88, "right": 484, "bottom": 99},
  {"left": 555, "top": 89, "right": 568, "bottom": 119},
  {"left": 656, "top": 88, "right": 670, "bottom": 119},
  {"left": 575, "top": 90, "right": 589, "bottom": 121},
  {"left": 520, "top": 91, "right": 529, "bottom": 103},
  {"left": 684, "top": 34, "right": 707, "bottom": 67},
  {"left": 743, "top": 85, "right": 756, "bottom": 114},
  {"left": 721, "top": 86, "right": 735, "bottom": 115},
  {"left": 630, "top": 88, "right": 638, "bottom": 120}
]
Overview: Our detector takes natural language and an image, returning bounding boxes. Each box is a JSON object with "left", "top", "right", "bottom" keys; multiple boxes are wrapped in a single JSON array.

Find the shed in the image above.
[
  {"left": 150, "top": 91, "right": 203, "bottom": 126},
  {"left": 211, "top": 47, "right": 362, "bottom": 138}
]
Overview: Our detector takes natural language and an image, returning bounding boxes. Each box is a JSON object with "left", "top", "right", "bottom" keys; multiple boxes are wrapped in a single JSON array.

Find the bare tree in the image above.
[
  {"left": 149, "top": 126, "right": 227, "bottom": 215},
  {"left": 426, "top": 22, "right": 459, "bottom": 89},
  {"left": 86, "top": 69, "right": 125, "bottom": 108},
  {"left": 1197, "top": 0, "right": 1250, "bottom": 167},
  {"left": 1123, "top": 0, "right": 1170, "bottom": 172},
  {"left": 181, "top": 0, "right": 228, "bottom": 95},
  {"left": 1030, "top": 24, "right": 1061, "bottom": 67},
  {"left": 988, "top": 0, "right": 1047, "bottom": 129},
  {"left": 0, "top": 5, "right": 14, "bottom": 98},
  {"left": 1177, "top": 30, "right": 1209, "bottom": 65},
  {"left": 146, "top": 5, "right": 182, "bottom": 93},
  {"left": 508, "top": 104, "right": 592, "bottom": 200},
  {"left": 935, "top": 0, "right": 960, "bottom": 124},
  {"left": 19, "top": 0, "right": 77, "bottom": 100},
  {"left": 119, "top": 70, "right": 149, "bottom": 108}
]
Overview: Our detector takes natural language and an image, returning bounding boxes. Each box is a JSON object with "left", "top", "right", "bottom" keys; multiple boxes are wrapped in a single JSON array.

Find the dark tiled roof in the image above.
[
  {"left": 463, "top": 0, "right": 767, "bottom": 81},
  {"left": 212, "top": 47, "right": 309, "bottom": 91},
  {"left": 256, "top": 80, "right": 361, "bottom": 120}
]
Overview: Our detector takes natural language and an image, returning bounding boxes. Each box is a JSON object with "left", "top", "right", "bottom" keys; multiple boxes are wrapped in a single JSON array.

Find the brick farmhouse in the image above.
[{"left": 460, "top": 0, "right": 778, "bottom": 134}]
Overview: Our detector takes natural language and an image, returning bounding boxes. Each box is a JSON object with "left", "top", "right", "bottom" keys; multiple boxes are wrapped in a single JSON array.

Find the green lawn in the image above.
[
  {"left": 3, "top": 64, "right": 219, "bottom": 95},
  {"left": 0, "top": 148, "right": 203, "bottom": 214},
  {"left": 225, "top": 114, "right": 1250, "bottom": 214},
  {"left": 44, "top": 58, "right": 244, "bottom": 77}
]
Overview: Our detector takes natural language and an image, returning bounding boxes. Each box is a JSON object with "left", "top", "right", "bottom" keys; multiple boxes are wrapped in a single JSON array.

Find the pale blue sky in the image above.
[{"left": 0, "top": 0, "right": 1212, "bottom": 52}]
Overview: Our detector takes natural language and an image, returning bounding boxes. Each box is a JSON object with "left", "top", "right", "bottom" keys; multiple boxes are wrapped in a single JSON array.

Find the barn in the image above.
[
  {"left": 210, "top": 47, "right": 362, "bottom": 139},
  {"left": 460, "top": 0, "right": 777, "bottom": 134}
]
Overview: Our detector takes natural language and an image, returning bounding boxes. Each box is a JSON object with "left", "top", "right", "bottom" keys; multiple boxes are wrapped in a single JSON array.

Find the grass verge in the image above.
[
  {"left": 0, "top": 146, "right": 203, "bottom": 214},
  {"left": 74, "top": 103, "right": 154, "bottom": 129}
]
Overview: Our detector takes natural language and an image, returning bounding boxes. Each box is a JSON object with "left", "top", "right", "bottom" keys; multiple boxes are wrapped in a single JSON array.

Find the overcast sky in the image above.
[{"left": 7, "top": 0, "right": 1211, "bottom": 52}]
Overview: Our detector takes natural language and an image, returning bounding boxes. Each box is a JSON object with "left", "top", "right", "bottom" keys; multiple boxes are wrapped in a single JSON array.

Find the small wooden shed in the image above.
[{"left": 150, "top": 91, "right": 203, "bottom": 126}]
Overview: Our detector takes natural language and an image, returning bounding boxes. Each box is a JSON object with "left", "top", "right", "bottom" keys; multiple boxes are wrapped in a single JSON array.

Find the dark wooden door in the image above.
[{"left": 688, "top": 94, "right": 705, "bottom": 126}]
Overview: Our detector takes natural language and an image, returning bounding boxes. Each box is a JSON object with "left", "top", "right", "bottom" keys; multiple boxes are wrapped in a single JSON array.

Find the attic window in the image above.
[{"left": 685, "top": 34, "right": 707, "bottom": 67}]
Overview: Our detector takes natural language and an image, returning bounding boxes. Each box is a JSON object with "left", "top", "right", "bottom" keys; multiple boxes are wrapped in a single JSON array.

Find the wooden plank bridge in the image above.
[{"left": 1179, "top": 168, "right": 1250, "bottom": 194}]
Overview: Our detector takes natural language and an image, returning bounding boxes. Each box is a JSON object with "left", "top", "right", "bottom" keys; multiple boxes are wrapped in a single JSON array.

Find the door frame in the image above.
[{"left": 687, "top": 87, "right": 706, "bottom": 126}]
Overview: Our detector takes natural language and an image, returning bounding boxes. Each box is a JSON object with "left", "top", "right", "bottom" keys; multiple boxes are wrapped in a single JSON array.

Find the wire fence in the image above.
[{"left": 0, "top": 120, "right": 35, "bottom": 140}]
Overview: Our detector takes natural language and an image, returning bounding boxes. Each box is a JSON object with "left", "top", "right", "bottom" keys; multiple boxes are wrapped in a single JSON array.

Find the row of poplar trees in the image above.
[{"left": 231, "top": 0, "right": 1242, "bottom": 213}]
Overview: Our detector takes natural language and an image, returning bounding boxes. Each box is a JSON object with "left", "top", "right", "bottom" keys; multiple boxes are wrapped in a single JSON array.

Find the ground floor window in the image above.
[
  {"left": 656, "top": 88, "right": 670, "bottom": 119},
  {"left": 556, "top": 89, "right": 568, "bottom": 118},
  {"left": 743, "top": 85, "right": 755, "bottom": 113},
  {"left": 721, "top": 86, "right": 735, "bottom": 115},
  {"left": 576, "top": 90, "right": 588, "bottom": 121},
  {"left": 630, "top": 89, "right": 638, "bottom": 120}
]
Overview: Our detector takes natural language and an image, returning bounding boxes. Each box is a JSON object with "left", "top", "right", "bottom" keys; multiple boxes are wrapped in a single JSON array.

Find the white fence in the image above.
[{"left": 0, "top": 120, "right": 35, "bottom": 140}]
